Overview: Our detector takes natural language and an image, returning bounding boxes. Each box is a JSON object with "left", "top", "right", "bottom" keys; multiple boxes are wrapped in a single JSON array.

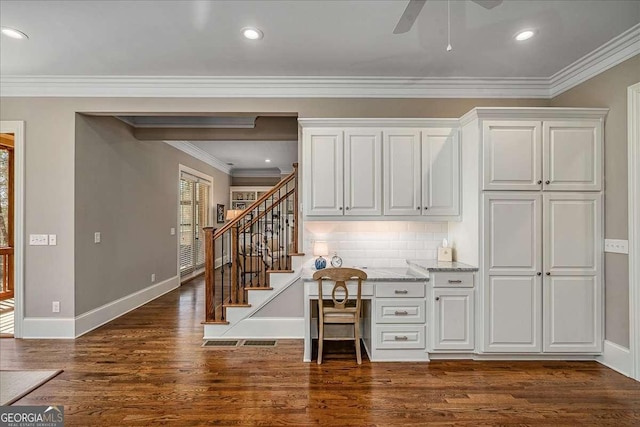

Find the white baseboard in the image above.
[
  {"left": 22, "top": 317, "right": 76, "bottom": 339},
  {"left": 597, "top": 340, "right": 633, "bottom": 377},
  {"left": 74, "top": 275, "right": 180, "bottom": 337},
  {"left": 205, "top": 317, "right": 304, "bottom": 340}
]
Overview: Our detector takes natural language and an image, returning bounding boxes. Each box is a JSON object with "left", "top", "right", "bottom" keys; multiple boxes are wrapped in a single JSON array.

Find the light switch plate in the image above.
[
  {"left": 48, "top": 234, "right": 57, "bottom": 245},
  {"left": 29, "top": 234, "right": 48, "bottom": 246},
  {"left": 604, "top": 239, "right": 628, "bottom": 254},
  {"left": 170, "top": 228, "right": 176, "bottom": 236},
  {"left": 94, "top": 232, "right": 101, "bottom": 244}
]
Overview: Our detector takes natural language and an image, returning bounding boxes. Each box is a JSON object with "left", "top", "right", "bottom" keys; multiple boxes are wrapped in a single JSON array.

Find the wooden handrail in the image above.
[
  {"left": 214, "top": 163, "right": 297, "bottom": 239},
  {"left": 239, "top": 187, "right": 295, "bottom": 233}
]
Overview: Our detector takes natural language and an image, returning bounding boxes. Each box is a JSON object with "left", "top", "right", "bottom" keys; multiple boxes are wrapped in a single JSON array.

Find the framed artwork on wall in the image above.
[{"left": 216, "top": 204, "right": 225, "bottom": 223}]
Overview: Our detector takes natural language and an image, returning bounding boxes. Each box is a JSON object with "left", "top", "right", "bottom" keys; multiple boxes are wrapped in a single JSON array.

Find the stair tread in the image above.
[
  {"left": 267, "top": 270, "right": 294, "bottom": 274},
  {"left": 201, "top": 320, "right": 230, "bottom": 325},
  {"left": 246, "top": 287, "right": 274, "bottom": 291}
]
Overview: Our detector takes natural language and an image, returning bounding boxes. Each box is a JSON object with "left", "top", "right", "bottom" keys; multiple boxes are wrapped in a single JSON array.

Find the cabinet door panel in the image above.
[
  {"left": 303, "top": 130, "right": 344, "bottom": 215},
  {"left": 344, "top": 130, "right": 382, "bottom": 215},
  {"left": 483, "top": 121, "right": 542, "bottom": 190},
  {"left": 543, "top": 121, "right": 602, "bottom": 191},
  {"left": 422, "top": 128, "right": 460, "bottom": 216},
  {"left": 433, "top": 289, "right": 474, "bottom": 351},
  {"left": 483, "top": 193, "right": 542, "bottom": 275},
  {"left": 544, "top": 193, "right": 601, "bottom": 275},
  {"left": 383, "top": 130, "right": 421, "bottom": 215},
  {"left": 484, "top": 275, "right": 542, "bottom": 352},
  {"left": 544, "top": 276, "right": 601, "bottom": 352}
]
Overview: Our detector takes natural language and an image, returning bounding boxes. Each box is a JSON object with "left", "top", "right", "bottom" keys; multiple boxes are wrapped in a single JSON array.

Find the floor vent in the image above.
[
  {"left": 243, "top": 340, "right": 277, "bottom": 347},
  {"left": 202, "top": 340, "right": 239, "bottom": 347}
]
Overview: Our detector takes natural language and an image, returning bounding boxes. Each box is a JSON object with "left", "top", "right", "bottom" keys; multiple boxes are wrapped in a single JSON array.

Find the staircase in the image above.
[{"left": 202, "top": 164, "right": 305, "bottom": 338}]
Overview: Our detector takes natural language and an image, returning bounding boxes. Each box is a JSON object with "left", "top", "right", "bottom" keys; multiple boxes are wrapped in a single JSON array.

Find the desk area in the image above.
[{"left": 302, "top": 262, "right": 478, "bottom": 362}]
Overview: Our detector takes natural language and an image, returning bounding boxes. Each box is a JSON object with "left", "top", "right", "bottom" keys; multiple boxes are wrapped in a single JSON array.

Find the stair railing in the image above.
[{"left": 203, "top": 163, "right": 298, "bottom": 323}]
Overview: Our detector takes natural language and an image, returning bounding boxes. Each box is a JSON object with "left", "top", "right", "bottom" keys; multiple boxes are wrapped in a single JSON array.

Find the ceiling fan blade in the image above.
[
  {"left": 393, "top": 0, "right": 427, "bottom": 34},
  {"left": 472, "top": 0, "right": 503, "bottom": 9}
]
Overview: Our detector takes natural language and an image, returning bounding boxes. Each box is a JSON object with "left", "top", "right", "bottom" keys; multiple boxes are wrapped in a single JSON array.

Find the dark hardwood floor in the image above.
[{"left": 2, "top": 277, "right": 640, "bottom": 426}]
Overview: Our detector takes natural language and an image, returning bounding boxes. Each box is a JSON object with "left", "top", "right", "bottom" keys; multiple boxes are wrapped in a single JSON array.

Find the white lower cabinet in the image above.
[
  {"left": 432, "top": 289, "right": 474, "bottom": 351},
  {"left": 367, "top": 281, "right": 429, "bottom": 361}
]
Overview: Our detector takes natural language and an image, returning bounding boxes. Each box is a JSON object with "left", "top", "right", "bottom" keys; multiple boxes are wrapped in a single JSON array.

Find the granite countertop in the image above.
[
  {"left": 301, "top": 266, "right": 429, "bottom": 282},
  {"left": 406, "top": 259, "right": 479, "bottom": 272}
]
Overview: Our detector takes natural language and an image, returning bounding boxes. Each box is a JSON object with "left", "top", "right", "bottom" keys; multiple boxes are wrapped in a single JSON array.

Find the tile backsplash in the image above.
[{"left": 304, "top": 221, "right": 449, "bottom": 268}]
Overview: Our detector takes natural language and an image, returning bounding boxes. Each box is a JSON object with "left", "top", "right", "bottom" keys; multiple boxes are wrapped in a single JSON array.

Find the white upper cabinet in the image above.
[
  {"left": 543, "top": 121, "right": 602, "bottom": 191},
  {"left": 344, "top": 130, "right": 382, "bottom": 215},
  {"left": 483, "top": 121, "right": 542, "bottom": 191},
  {"left": 482, "top": 119, "right": 603, "bottom": 192},
  {"left": 422, "top": 128, "right": 460, "bottom": 216},
  {"left": 383, "top": 130, "right": 421, "bottom": 215},
  {"left": 303, "top": 129, "right": 344, "bottom": 216}
]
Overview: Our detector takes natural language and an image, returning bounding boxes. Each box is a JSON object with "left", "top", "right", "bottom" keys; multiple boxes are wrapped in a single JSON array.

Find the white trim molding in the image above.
[
  {"left": 169, "top": 142, "right": 232, "bottom": 174},
  {"left": 598, "top": 340, "right": 633, "bottom": 378},
  {"left": 629, "top": 81, "right": 640, "bottom": 381},
  {"left": 0, "top": 121, "right": 25, "bottom": 339},
  {"left": 1, "top": 24, "right": 638, "bottom": 99},
  {"left": 203, "top": 318, "right": 304, "bottom": 340},
  {"left": 75, "top": 275, "right": 180, "bottom": 337}
]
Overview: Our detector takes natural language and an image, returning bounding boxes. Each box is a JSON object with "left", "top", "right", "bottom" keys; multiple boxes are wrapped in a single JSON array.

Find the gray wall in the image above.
[
  {"left": 0, "top": 96, "right": 548, "bottom": 320},
  {"left": 550, "top": 54, "right": 639, "bottom": 348},
  {"left": 74, "top": 115, "right": 230, "bottom": 315}
]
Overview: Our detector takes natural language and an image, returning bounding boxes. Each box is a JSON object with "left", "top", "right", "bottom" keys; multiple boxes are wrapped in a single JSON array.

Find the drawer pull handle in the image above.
[
  {"left": 448, "top": 280, "right": 463, "bottom": 284},
  {"left": 394, "top": 310, "right": 409, "bottom": 316},
  {"left": 394, "top": 290, "right": 409, "bottom": 294},
  {"left": 394, "top": 336, "right": 409, "bottom": 341}
]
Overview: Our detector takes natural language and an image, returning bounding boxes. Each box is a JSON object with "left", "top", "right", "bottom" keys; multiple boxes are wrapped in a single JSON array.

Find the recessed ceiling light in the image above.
[
  {"left": 242, "top": 27, "right": 263, "bottom": 40},
  {"left": 515, "top": 29, "right": 535, "bottom": 41},
  {"left": 1, "top": 27, "right": 29, "bottom": 39},
  {"left": 265, "top": 159, "right": 271, "bottom": 163}
]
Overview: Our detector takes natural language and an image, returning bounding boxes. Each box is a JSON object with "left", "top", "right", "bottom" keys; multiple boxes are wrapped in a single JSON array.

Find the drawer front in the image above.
[
  {"left": 375, "top": 325, "right": 426, "bottom": 349},
  {"left": 375, "top": 299, "right": 425, "bottom": 323},
  {"left": 433, "top": 272, "right": 474, "bottom": 288},
  {"left": 375, "top": 282, "right": 426, "bottom": 298},
  {"left": 307, "top": 282, "right": 374, "bottom": 297}
]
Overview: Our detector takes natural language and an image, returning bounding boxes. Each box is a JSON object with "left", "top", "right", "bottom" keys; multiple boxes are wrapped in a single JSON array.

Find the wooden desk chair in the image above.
[{"left": 313, "top": 267, "right": 368, "bottom": 364}]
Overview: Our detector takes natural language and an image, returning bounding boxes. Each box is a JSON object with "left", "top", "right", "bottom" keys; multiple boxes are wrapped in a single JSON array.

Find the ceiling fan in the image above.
[{"left": 393, "top": 0, "right": 503, "bottom": 34}]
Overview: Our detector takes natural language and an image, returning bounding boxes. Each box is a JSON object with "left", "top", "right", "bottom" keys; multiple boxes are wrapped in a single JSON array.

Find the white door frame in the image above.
[
  {"left": 0, "top": 121, "right": 25, "bottom": 338},
  {"left": 628, "top": 82, "right": 640, "bottom": 381}
]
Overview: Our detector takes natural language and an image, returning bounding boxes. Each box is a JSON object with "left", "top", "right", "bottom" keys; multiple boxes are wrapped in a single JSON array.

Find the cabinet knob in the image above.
[
  {"left": 416, "top": 206, "right": 421, "bottom": 210},
  {"left": 545, "top": 180, "right": 551, "bottom": 185},
  {"left": 424, "top": 206, "right": 428, "bottom": 210},
  {"left": 345, "top": 206, "right": 350, "bottom": 210},
  {"left": 546, "top": 272, "right": 551, "bottom": 276},
  {"left": 537, "top": 180, "right": 542, "bottom": 184},
  {"left": 435, "top": 297, "right": 440, "bottom": 301},
  {"left": 339, "top": 207, "right": 343, "bottom": 210},
  {"left": 537, "top": 272, "right": 542, "bottom": 276}
]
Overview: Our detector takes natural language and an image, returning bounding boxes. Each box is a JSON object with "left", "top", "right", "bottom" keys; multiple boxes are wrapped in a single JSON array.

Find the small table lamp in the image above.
[
  {"left": 226, "top": 209, "right": 242, "bottom": 221},
  {"left": 313, "top": 241, "right": 329, "bottom": 270}
]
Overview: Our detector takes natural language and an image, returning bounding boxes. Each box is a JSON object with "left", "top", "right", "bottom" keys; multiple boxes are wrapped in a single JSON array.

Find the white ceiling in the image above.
[
  {"left": 1, "top": 0, "right": 638, "bottom": 78},
  {"left": 189, "top": 139, "right": 298, "bottom": 176}
]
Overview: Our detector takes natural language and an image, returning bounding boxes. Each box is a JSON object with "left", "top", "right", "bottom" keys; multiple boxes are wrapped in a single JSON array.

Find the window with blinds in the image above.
[{"left": 179, "top": 171, "right": 211, "bottom": 276}]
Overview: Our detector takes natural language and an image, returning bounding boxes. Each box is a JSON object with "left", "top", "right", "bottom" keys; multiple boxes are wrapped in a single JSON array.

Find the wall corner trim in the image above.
[
  {"left": 597, "top": 340, "right": 633, "bottom": 378},
  {"left": 74, "top": 275, "right": 180, "bottom": 338}
]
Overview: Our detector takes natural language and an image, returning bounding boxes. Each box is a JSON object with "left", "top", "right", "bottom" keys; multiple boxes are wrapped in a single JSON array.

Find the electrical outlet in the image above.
[
  {"left": 29, "top": 234, "right": 48, "bottom": 246},
  {"left": 48, "top": 234, "right": 57, "bottom": 245},
  {"left": 151, "top": 273, "right": 156, "bottom": 283},
  {"left": 170, "top": 227, "right": 176, "bottom": 236},
  {"left": 52, "top": 301, "right": 60, "bottom": 313},
  {"left": 94, "top": 232, "right": 101, "bottom": 244},
  {"left": 604, "top": 239, "right": 628, "bottom": 254}
]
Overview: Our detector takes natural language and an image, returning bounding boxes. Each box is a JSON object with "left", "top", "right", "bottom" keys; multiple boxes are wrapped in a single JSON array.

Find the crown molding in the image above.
[
  {"left": 164, "top": 141, "right": 232, "bottom": 174},
  {"left": 0, "top": 75, "right": 550, "bottom": 98},
  {"left": 549, "top": 23, "right": 640, "bottom": 98},
  {"left": 298, "top": 118, "right": 460, "bottom": 128},
  {"left": 231, "top": 168, "right": 283, "bottom": 178},
  {"left": 460, "top": 107, "right": 609, "bottom": 124},
  {"left": 0, "top": 25, "right": 637, "bottom": 99}
]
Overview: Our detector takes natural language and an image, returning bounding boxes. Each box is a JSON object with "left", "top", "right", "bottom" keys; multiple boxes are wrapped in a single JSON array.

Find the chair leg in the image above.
[
  {"left": 354, "top": 320, "right": 362, "bottom": 365},
  {"left": 317, "top": 321, "right": 324, "bottom": 365}
]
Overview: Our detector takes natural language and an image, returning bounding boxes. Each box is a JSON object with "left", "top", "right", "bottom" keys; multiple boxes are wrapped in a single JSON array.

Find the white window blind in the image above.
[{"left": 180, "top": 172, "right": 211, "bottom": 275}]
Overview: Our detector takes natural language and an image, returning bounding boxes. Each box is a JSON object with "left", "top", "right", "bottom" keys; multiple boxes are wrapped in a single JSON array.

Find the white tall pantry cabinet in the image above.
[{"left": 450, "top": 108, "right": 608, "bottom": 356}]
